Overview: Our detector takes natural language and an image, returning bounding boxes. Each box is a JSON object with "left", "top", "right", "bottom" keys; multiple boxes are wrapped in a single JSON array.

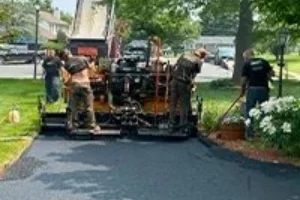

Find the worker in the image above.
[
  {"left": 87, "top": 55, "right": 100, "bottom": 78},
  {"left": 241, "top": 48, "right": 274, "bottom": 139},
  {"left": 42, "top": 49, "right": 63, "bottom": 103},
  {"left": 59, "top": 49, "right": 101, "bottom": 133},
  {"left": 169, "top": 48, "right": 207, "bottom": 134}
]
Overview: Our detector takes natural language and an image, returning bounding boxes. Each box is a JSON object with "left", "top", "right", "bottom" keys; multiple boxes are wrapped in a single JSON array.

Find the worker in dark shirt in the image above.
[
  {"left": 42, "top": 49, "right": 63, "bottom": 103},
  {"left": 169, "top": 48, "right": 207, "bottom": 134},
  {"left": 241, "top": 48, "right": 274, "bottom": 139}
]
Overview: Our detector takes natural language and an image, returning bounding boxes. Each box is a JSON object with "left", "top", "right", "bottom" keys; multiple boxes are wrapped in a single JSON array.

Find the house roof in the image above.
[{"left": 40, "top": 11, "right": 69, "bottom": 26}]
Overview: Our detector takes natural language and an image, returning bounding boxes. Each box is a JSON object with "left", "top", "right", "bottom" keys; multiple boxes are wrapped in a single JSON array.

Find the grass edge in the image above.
[{"left": 0, "top": 135, "right": 35, "bottom": 180}]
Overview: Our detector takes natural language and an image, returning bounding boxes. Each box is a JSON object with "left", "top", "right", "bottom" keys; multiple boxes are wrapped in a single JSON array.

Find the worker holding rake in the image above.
[{"left": 241, "top": 48, "right": 274, "bottom": 139}]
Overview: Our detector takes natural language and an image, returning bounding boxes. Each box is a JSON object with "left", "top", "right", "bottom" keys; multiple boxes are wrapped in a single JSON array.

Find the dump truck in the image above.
[{"left": 68, "top": 0, "right": 117, "bottom": 58}]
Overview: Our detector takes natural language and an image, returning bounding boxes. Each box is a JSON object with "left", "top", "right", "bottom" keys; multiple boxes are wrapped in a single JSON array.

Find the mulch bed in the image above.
[{"left": 205, "top": 131, "right": 300, "bottom": 167}]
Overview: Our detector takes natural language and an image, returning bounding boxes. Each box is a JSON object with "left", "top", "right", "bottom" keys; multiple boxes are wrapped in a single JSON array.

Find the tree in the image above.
[
  {"left": 0, "top": 0, "right": 35, "bottom": 43},
  {"left": 27, "top": 0, "right": 53, "bottom": 12},
  {"left": 109, "top": 0, "right": 202, "bottom": 47},
  {"left": 56, "top": 30, "right": 68, "bottom": 45},
  {"left": 232, "top": 0, "right": 253, "bottom": 84},
  {"left": 41, "top": 41, "right": 65, "bottom": 51},
  {"left": 198, "top": 0, "right": 253, "bottom": 84},
  {"left": 199, "top": 0, "right": 239, "bottom": 36},
  {"left": 252, "top": 0, "right": 300, "bottom": 56},
  {"left": 253, "top": 0, "right": 300, "bottom": 26},
  {"left": 60, "top": 11, "right": 73, "bottom": 25}
]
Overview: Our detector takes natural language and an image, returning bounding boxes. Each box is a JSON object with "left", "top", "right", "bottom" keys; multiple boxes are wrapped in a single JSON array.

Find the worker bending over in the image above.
[
  {"left": 169, "top": 48, "right": 207, "bottom": 134},
  {"left": 59, "top": 50, "right": 101, "bottom": 133}
]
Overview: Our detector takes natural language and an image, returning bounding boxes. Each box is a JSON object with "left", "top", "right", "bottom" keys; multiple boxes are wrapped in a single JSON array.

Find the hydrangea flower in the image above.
[
  {"left": 260, "top": 101, "right": 276, "bottom": 113},
  {"left": 259, "top": 116, "right": 272, "bottom": 128},
  {"left": 222, "top": 115, "right": 244, "bottom": 124},
  {"left": 282, "top": 122, "right": 292, "bottom": 133},
  {"left": 249, "top": 108, "right": 261, "bottom": 119},
  {"left": 267, "top": 125, "right": 276, "bottom": 135},
  {"left": 259, "top": 116, "right": 276, "bottom": 135},
  {"left": 245, "top": 118, "right": 251, "bottom": 127}
]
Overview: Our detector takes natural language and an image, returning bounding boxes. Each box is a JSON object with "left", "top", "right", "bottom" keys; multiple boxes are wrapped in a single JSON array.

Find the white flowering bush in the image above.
[
  {"left": 222, "top": 106, "right": 244, "bottom": 125},
  {"left": 245, "top": 96, "right": 300, "bottom": 156}
]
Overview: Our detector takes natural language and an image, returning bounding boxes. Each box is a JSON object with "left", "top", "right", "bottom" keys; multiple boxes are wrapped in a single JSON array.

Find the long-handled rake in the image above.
[{"left": 213, "top": 94, "right": 243, "bottom": 132}]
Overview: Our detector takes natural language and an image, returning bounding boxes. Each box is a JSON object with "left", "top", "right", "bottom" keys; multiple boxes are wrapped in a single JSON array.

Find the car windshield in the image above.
[
  {"left": 124, "top": 48, "right": 147, "bottom": 59},
  {"left": 218, "top": 48, "right": 235, "bottom": 57}
]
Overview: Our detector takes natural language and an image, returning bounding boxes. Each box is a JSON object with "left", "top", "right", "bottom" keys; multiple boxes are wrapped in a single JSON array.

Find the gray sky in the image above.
[{"left": 52, "top": 0, "right": 76, "bottom": 14}]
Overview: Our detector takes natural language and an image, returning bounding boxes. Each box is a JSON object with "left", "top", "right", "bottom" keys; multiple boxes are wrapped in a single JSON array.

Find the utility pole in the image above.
[{"left": 34, "top": 1, "right": 40, "bottom": 79}]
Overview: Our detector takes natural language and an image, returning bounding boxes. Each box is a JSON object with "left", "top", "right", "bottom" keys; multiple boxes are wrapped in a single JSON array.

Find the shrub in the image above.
[
  {"left": 41, "top": 41, "right": 65, "bottom": 51},
  {"left": 209, "top": 78, "right": 234, "bottom": 89},
  {"left": 246, "top": 96, "right": 300, "bottom": 156},
  {"left": 201, "top": 102, "right": 225, "bottom": 133}
]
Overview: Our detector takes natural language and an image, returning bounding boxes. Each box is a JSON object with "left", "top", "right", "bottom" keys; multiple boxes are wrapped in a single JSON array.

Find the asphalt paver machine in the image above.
[
  {"left": 38, "top": 0, "right": 203, "bottom": 139},
  {"left": 38, "top": 36, "right": 203, "bottom": 139}
]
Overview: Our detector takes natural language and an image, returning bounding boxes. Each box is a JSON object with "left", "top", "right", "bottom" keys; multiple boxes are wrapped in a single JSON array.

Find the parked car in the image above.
[
  {"left": 0, "top": 46, "right": 45, "bottom": 65},
  {"left": 214, "top": 47, "right": 235, "bottom": 68},
  {"left": 204, "top": 51, "right": 215, "bottom": 63}
]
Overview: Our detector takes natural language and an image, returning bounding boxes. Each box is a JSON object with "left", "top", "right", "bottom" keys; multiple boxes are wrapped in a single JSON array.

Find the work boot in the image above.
[
  {"left": 88, "top": 124, "right": 101, "bottom": 134},
  {"left": 66, "top": 122, "right": 79, "bottom": 131}
]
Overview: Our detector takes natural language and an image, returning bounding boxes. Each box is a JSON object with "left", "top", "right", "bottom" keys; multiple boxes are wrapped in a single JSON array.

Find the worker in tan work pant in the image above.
[
  {"left": 169, "top": 48, "right": 207, "bottom": 134},
  {"left": 59, "top": 50, "right": 101, "bottom": 133}
]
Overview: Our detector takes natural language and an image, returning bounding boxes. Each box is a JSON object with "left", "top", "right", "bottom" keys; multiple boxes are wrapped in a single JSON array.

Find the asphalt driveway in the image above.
[{"left": 0, "top": 135, "right": 300, "bottom": 200}]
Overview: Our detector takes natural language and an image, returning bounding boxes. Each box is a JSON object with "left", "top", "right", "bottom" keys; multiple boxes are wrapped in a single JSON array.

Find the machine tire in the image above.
[{"left": 189, "top": 126, "right": 198, "bottom": 138}]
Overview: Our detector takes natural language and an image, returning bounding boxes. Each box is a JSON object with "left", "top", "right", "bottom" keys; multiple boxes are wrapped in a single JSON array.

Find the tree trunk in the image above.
[{"left": 232, "top": 0, "right": 253, "bottom": 84}]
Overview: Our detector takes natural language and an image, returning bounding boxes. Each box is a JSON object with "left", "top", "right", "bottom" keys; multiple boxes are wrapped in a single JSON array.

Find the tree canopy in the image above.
[
  {"left": 199, "top": 0, "right": 239, "bottom": 36},
  {"left": 254, "top": 0, "right": 300, "bottom": 26},
  {"left": 109, "top": 0, "right": 202, "bottom": 47},
  {"left": 0, "top": 0, "right": 35, "bottom": 43}
]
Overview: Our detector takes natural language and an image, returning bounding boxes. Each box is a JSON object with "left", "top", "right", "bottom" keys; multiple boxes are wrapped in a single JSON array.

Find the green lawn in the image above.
[
  {"left": 0, "top": 79, "right": 45, "bottom": 168},
  {"left": 0, "top": 139, "right": 31, "bottom": 165},
  {"left": 0, "top": 79, "right": 44, "bottom": 138},
  {"left": 263, "top": 53, "right": 300, "bottom": 75}
]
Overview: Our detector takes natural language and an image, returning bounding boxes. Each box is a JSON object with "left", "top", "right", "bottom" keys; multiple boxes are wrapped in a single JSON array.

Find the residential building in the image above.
[{"left": 39, "top": 8, "right": 70, "bottom": 40}]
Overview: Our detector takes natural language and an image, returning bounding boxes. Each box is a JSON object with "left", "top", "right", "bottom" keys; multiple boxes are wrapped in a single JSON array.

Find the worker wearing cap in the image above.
[
  {"left": 169, "top": 48, "right": 207, "bottom": 134},
  {"left": 59, "top": 50, "right": 101, "bottom": 133},
  {"left": 241, "top": 48, "right": 274, "bottom": 139}
]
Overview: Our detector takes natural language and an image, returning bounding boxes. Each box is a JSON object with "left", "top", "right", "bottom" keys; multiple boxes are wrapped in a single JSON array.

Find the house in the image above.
[
  {"left": 184, "top": 36, "right": 235, "bottom": 53},
  {"left": 39, "top": 8, "right": 70, "bottom": 40}
]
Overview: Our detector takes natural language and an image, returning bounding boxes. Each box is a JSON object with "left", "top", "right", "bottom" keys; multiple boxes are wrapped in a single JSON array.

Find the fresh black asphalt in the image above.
[{"left": 1, "top": 135, "right": 300, "bottom": 200}]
